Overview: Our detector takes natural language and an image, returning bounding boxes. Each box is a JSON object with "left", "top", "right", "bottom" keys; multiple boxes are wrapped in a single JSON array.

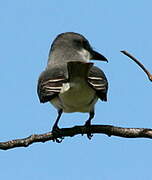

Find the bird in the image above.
[{"left": 37, "top": 32, "right": 108, "bottom": 142}]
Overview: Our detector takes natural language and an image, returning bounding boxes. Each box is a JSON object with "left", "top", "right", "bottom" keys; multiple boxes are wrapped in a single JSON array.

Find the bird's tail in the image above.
[{"left": 67, "top": 61, "right": 93, "bottom": 80}]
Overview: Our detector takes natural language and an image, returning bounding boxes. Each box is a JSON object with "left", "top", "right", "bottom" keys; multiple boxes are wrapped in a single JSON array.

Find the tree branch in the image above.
[
  {"left": 121, "top": 50, "right": 152, "bottom": 82},
  {"left": 1, "top": 51, "right": 151, "bottom": 150},
  {"left": 1, "top": 125, "right": 152, "bottom": 150}
]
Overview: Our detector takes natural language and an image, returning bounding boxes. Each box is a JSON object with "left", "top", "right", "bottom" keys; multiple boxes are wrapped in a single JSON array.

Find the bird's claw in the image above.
[
  {"left": 52, "top": 126, "right": 64, "bottom": 143},
  {"left": 86, "top": 133, "right": 93, "bottom": 140},
  {"left": 84, "top": 120, "right": 93, "bottom": 140},
  {"left": 52, "top": 136, "right": 64, "bottom": 143}
]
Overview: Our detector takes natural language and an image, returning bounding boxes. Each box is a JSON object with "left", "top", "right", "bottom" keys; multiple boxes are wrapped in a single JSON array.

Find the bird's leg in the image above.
[
  {"left": 52, "top": 109, "right": 62, "bottom": 131},
  {"left": 52, "top": 109, "right": 64, "bottom": 143},
  {"left": 84, "top": 111, "right": 94, "bottom": 140}
]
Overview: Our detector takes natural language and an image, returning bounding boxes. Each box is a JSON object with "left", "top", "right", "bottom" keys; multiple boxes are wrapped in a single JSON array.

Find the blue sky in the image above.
[{"left": 0, "top": 0, "right": 152, "bottom": 179}]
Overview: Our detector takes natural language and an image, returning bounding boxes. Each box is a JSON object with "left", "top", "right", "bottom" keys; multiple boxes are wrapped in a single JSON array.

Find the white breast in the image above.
[{"left": 50, "top": 80, "right": 98, "bottom": 113}]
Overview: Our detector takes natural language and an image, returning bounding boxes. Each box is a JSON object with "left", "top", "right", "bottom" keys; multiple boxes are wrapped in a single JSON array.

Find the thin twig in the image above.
[
  {"left": 1, "top": 125, "right": 152, "bottom": 150},
  {"left": 121, "top": 50, "right": 152, "bottom": 81}
]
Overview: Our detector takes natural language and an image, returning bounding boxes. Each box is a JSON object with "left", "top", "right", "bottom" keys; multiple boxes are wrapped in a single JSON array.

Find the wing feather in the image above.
[
  {"left": 37, "top": 65, "right": 67, "bottom": 103},
  {"left": 88, "top": 66, "right": 108, "bottom": 101}
]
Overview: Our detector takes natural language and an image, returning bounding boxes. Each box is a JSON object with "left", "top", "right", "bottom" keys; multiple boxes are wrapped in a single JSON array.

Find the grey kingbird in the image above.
[{"left": 37, "top": 32, "right": 108, "bottom": 141}]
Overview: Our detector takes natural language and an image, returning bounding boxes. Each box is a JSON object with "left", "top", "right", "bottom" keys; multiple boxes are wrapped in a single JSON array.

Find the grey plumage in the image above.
[
  {"left": 38, "top": 63, "right": 108, "bottom": 104},
  {"left": 37, "top": 32, "right": 108, "bottom": 141}
]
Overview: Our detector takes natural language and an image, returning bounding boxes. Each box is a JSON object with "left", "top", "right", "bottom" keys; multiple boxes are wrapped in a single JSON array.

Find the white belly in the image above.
[{"left": 50, "top": 81, "right": 98, "bottom": 113}]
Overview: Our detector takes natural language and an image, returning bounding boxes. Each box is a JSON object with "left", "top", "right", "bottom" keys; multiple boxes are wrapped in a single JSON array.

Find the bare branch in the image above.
[
  {"left": 1, "top": 125, "right": 152, "bottom": 150},
  {"left": 121, "top": 50, "right": 152, "bottom": 82}
]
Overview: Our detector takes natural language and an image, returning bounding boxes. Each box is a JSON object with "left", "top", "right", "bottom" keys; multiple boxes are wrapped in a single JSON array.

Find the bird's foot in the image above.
[
  {"left": 52, "top": 125, "right": 64, "bottom": 143},
  {"left": 84, "top": 120, "right": 93, "bottom": 140}
]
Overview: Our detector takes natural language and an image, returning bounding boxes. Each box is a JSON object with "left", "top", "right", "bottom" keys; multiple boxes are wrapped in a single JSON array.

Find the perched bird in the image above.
[{"left": 37, "top": 32, "right": 108, "bottom": 141}]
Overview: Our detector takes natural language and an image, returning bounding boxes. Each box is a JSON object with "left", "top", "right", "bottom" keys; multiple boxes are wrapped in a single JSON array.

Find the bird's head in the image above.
[{"left": 49, "top": 32, "right": 108, "bottom": 63}]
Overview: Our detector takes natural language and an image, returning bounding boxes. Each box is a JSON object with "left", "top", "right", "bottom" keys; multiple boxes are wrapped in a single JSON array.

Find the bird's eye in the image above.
[
  {"left": 82, "top": 40, "right": 91, "bottom": 51},
  {"left": 73, "top": 39, "right": 91, "bottom": 51},
  {"left": 73, "top": 39, "right": 82, "bottom": 46}
]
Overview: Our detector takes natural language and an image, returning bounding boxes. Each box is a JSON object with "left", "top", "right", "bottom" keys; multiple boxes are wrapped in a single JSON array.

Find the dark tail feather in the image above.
[{"left": 67, "top": 61, "right": 93, "bottom": 80}]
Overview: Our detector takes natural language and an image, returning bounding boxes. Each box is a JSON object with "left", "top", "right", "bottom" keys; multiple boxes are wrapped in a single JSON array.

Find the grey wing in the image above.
[
  {"left": 88, "top": 66, "right": 108, "bottom": 101},
  {"left": 37, "top": 66, "right": 67, "bottom": 103}
]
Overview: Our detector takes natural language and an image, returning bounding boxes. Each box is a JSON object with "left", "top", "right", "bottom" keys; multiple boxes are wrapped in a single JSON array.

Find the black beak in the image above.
[{"left": 91, "top": 50, "right": 108, "bottom": 62}]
